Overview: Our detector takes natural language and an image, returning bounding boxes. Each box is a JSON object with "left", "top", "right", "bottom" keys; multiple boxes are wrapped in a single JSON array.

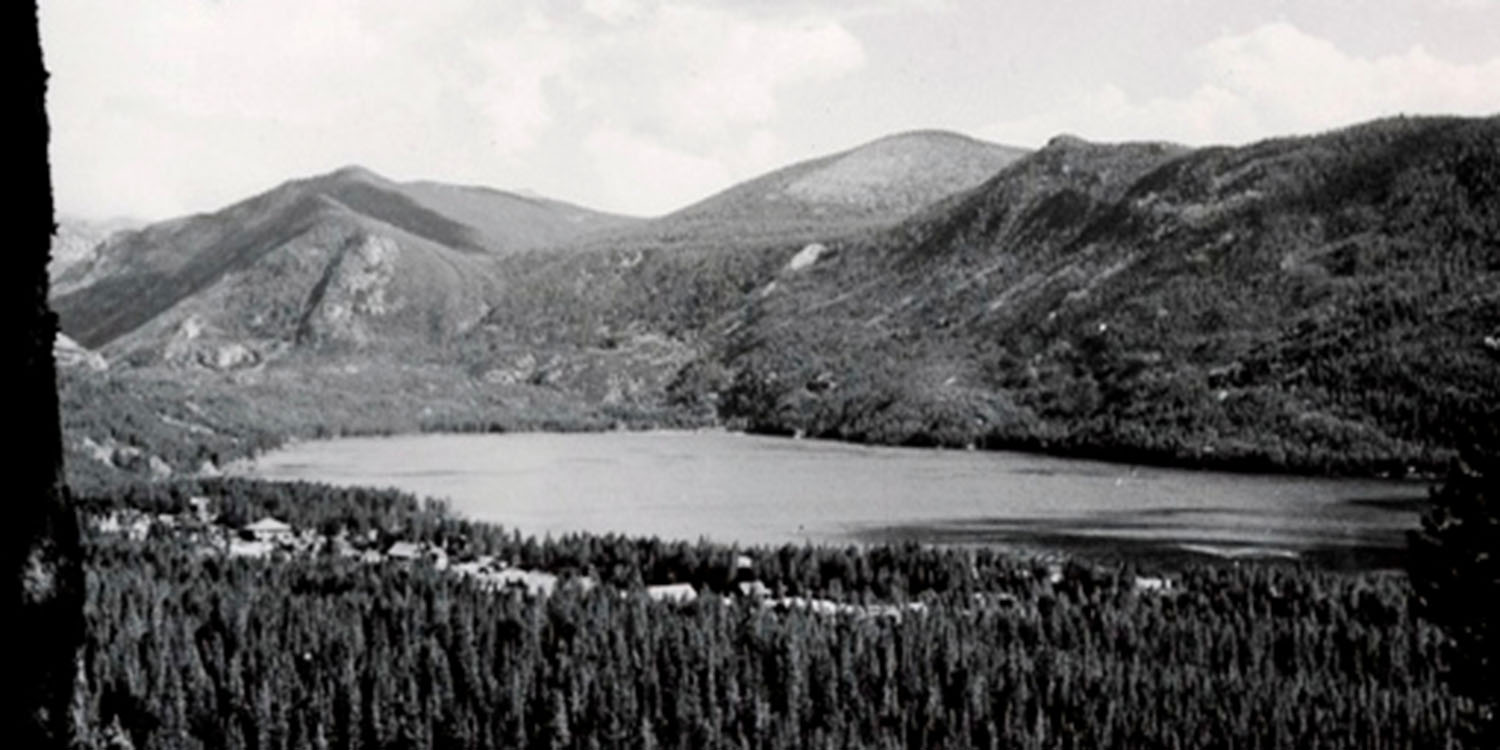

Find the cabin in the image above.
[
  {"left": 737, "top": 580, "right": 772, "bottom": 599},
  {"left": 646, "top": 583, "right": 698, "bottom": 603},
  {"left": 486, "top": 569, "right": 559, "bottom": 597},
  {"left": 387, "top": 541, "right": 448, "bottom": 568},
  {"left": 764, "top": 596, "right": 845, "bottom": 616},
  {"left": 227, "top": 539, "right": 274, "bottom": 558},
  {"left": 242, "top": 517, "right": 293, "bottom": 543},
  {"left": 1133, "top": 576, "right": 1176, "bottom": 594}
]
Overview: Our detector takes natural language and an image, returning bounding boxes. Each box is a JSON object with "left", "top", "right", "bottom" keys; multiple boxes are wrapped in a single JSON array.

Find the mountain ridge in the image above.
[
  {"left": 705, "top": 115, "right": 1499, "bottom": 473},
  {"left": 52, "top": 116, "right": 1500, "bottom": 481},
  {"left": 50, "top": 165, "right": 637, "bottom": 351}
]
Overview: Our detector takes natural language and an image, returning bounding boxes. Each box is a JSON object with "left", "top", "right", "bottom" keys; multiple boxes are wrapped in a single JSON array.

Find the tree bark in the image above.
[{"left": 8, "top": 3, "right": 85, "bottom": 746}]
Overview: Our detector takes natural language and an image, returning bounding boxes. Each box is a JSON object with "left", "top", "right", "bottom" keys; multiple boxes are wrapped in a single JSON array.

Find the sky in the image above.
[{"left": 40, "top": 0, "right": 1500, "bottom": 222}]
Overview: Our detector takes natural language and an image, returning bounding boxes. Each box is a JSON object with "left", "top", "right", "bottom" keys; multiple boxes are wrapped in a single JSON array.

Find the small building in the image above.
[
  {"left": 126, "top": 515, "right": 152, "bottom": 542},
  {"left": 764, "top": 596, "right": 844, "bottom": 616},
  {"left": 386, "top": 541, "right": 452, "bottom": 569},
  {"left": 646, "top": 583, "right": 698, "bottom": 603},
  {"left": 187, "top": 496, "right": 216, "bottom": 523},
  {"left": 243, "top": 517, "right": 293, "bottom": 543},
  {"left": 386, "top": 541, "right": 423, "bottom": 562},
  {"left": 1133, "top": 576, "right": 1176, "bottom": 594},
  {"left": 227, "top": 539, "right": 274, "bottom": 559},
  {"left": 737, "top": 580, "right": 772, "bottom": 599},
  {"left": 486, "top": 569, "right": 559, "bottom": 597},
  {"left": 91, "top": 512, "right": 122, "bottom": 535}
]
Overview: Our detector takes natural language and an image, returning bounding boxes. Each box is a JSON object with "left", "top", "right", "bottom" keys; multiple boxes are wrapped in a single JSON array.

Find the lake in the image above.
[{"left": 233, "top": 430, "right": 1430, "bottom": 569}]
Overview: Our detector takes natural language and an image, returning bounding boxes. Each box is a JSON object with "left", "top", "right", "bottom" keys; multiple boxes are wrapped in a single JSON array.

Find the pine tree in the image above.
[{"left": 1407, "top": 451, "right": 1498, "bottom": 745}]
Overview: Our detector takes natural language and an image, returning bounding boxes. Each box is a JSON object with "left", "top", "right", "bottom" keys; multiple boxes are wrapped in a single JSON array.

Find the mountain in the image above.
[
  {"left": 571, "top": 130, "right": 1028, "bottom": 254},
  {"left": 462, "top": 132, "right": 1028, "bottom": 361},
  {"left": 703, "top": 116, "right": 1500, "bottom": 474},
  {"left": 53, "top": 118, "right": 1499, "bottom": 481},
  {"left": 50, "top": 166, "right": 639, "bottom": 363},
  {"left": 49, "top": 215, "right": 141, "bottom": 288}
]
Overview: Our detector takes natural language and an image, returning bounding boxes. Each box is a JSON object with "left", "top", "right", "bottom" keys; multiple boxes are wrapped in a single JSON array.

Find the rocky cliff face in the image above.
[{"left": 296, "top": 233, "right": 404, "bottom": 349}]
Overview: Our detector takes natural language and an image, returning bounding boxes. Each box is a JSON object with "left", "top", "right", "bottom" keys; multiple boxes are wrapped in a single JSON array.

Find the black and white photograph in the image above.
[{"left": 15, "top": 0, "right": 1499, "bottom": 747}]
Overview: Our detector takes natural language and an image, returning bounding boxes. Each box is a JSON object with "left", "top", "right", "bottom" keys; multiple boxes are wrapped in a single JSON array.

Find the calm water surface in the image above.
[{"left": 235, "top": 430, "right": 1427, "bottom": 567}]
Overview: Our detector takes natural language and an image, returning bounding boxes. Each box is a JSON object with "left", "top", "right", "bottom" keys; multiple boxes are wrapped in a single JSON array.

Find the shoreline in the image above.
[{"left": 233, "top": 429, "right": 1428, "bottom": 573}]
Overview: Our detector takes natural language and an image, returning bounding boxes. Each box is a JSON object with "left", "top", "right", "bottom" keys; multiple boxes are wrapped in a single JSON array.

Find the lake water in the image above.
[{"left": 234, "top": 430, "right": 1429, "bottom": 569}]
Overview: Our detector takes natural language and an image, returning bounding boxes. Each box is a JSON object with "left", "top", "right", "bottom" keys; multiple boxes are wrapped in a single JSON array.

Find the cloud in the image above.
[
  {"left": 984, "top": 22, "right": 1500, "bottom": 147},
  {"left": 42, "top": 0, "right": 869, "bottom": 219},
  {"left": 583, "top": 127, "right": 735, "bottom": 216},
  {"left": 564, "top": 3, "right": 865, "bottom": 141}
]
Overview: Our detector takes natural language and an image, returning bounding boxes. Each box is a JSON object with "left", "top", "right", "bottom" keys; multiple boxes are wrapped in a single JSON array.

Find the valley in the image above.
[
  {"left": 53, "top": 115, "right": 1500, "bottom": 487},
  {"left": 46, "top": 115, "right": 1500, "bottom": 750}
]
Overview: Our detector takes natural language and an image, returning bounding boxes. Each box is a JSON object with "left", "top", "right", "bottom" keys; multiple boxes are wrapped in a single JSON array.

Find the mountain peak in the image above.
[
  {"left": 864, "top": 129, "right": 991, "bottom": 147},
  {"left": 1043, "top": 134, "right": 1092, "bottom": 150},
  {"left": 322, "top": 165, "right": 389, "bottom": 184}
]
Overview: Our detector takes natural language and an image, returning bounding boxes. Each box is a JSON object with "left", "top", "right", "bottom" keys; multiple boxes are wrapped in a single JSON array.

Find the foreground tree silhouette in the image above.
[
  {"left": 1407, "top": 450, "right": 1498, "bottom": 745},
  {"left": 10, "top": 3, "right": 86, "bottom": 746}
]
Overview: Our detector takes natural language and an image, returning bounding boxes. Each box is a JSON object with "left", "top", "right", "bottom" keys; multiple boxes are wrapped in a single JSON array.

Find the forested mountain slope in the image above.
[
  {"left": 705, "top": 116, "right": 1500, "bottom": 474},
  {"left": 447, "top": 132, "right": 1027, "bottom": 402}
]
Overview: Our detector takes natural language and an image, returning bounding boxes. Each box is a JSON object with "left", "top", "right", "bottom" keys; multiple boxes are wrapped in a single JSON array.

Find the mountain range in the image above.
[{"left": 51, "top": 116, "right": 1499, "bottom": 481}]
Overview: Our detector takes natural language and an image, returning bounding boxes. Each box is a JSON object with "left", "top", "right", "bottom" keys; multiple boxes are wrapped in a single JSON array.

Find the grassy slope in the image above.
[{"left": 564, "top": 130, "right": 1028, "bottom": 255}]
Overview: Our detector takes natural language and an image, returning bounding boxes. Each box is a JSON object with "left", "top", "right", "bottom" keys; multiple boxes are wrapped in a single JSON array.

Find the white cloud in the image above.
[
  {"left": 41, "top": 0, "right": 868, "bottom": 219},
  {"left": 583, "top": 0, "right": 645, "bottom": 25},
  {"left": 583, "top": 127, "right": 734, "bottom": 215},
  {"left": 984, "top": 22, "right": 1500, "bottom": 147},
  {"left": 565, "top": 3, "right": 865, "bottom": 141}
]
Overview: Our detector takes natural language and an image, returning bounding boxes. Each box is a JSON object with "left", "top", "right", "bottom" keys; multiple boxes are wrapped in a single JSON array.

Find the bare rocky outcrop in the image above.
[
  {"left": 54, "top": 332, "right": 107, "bottom": 371},
  {"left": 159, "top": 314, "right": 264, "bottom": 371},
  {"left": 296, "top": 233, "right": 404, "bottom": 348},
  {"left": 785, "top": 242, "right": 829, "bottom": 273}
]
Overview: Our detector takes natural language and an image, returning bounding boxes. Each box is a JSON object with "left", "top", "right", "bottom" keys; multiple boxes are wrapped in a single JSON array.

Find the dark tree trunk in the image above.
[{"left": 8, "top": 3, "right": 85, "bottom": 746}]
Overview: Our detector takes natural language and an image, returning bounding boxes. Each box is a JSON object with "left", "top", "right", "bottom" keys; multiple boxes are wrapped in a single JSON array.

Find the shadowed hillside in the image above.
[{"left": 50, "top": 167, "right": 639, "bottom": 364}]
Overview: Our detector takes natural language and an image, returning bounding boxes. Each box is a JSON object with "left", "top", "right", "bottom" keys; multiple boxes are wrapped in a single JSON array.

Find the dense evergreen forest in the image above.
[{"left": 70, "top": 477, "right": 1479, "bottom": 749}]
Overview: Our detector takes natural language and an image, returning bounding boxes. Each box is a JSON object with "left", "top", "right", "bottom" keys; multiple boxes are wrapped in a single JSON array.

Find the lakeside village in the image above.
[{"left": 87, "top": 498, "right": 1179, "bottom": 618}]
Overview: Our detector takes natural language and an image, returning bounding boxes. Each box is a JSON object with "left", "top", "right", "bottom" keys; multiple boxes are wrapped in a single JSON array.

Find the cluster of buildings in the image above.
[{"left": 87, "top": 500, "right": 1177, "bottom": 615}]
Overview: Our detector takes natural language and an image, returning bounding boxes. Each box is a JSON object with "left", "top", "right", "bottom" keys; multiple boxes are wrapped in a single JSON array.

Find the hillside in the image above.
[
  {"left": 49, "top": 214, "right": 140, "bottom": 290},
  {"left": 52, "top": 132, "right": 1026, "bottom": 481},
  {"left": 571, "top": 130, "right": 1028, "bottom": 254},
  {"left": 49, "top": 167, "right": 638, "bottom": 362},
  {"left": 702, "top": 116, "right": 1500, "bottom": 474},
  {"left": 447, "top": 131, "right": 1028, "bottom": 398},
  {"left": 49, "top": 117, "right": 1499, "bottom": 480}
]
